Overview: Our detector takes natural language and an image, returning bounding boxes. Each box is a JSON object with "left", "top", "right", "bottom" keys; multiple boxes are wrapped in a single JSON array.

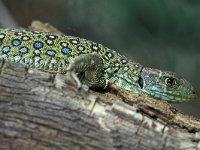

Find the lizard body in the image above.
[{"left": 0, "top": 28, "right": 197, "bottom": 102}]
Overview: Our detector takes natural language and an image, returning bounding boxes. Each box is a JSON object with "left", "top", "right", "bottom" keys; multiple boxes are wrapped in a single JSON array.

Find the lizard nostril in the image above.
[
  {"left": 192, "top": 90, "right": 197, "bottom": 95},
  {"left": 192, "top": 90, "right": 198, "bottom": 98}
]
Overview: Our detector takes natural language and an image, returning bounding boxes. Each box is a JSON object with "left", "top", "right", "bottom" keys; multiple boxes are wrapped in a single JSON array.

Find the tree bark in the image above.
[{"left": 0, "top": 21, "right": 199, "bottom": 150}]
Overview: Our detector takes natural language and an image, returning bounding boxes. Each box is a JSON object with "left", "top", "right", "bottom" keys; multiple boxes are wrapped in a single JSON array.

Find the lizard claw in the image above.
[
  {"left": 65, "top": 64, "right": 82, "bottom": 89},
  {"left": 65, "top": 71, "right": 82, "bottom": 89}
]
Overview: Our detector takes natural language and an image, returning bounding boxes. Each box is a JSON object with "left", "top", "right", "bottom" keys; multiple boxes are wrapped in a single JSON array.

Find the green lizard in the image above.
[{"left": 0, "top": 28, "right": 197, "bottom": 102}]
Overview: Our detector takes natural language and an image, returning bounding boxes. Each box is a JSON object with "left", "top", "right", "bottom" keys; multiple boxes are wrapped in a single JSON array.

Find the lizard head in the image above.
[{"left": 138, "top": 67, "right": 198, "bottom": 102}]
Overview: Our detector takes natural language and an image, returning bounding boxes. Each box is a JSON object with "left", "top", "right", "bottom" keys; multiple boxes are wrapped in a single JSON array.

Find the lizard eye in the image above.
[{"left": 164, "top": 77, "right": 177, "bottom": 87}]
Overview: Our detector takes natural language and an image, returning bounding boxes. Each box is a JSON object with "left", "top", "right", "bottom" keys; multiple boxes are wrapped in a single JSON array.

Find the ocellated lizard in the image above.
[{"left": 0, "top": 28, "right": 197, "bottom": 102}]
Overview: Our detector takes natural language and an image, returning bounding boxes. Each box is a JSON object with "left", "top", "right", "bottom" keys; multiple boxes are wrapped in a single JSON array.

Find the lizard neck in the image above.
[{"left": 103, "top": 56, "right": 144, "bottom": 93}]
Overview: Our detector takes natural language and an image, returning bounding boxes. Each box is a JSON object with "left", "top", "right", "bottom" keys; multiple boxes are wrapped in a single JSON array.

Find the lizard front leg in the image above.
[{"left": 66, "top": 53, "right": 107, "bottom": 90}]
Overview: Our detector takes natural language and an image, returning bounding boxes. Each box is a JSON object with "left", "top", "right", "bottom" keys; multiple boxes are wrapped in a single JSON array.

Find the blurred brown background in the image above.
[{"left": 0, "top": 0, "right": 199, "bottom": 117}]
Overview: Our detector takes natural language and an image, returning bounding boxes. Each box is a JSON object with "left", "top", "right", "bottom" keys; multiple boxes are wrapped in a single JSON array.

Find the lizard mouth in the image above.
[{"left": 146, "top": 89, "right": 198, "bottom": 102}]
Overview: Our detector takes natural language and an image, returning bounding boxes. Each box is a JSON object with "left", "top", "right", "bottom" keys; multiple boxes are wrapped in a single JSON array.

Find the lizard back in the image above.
[{"left": 0, "top": 29, "right": 142, "bottom": 82}]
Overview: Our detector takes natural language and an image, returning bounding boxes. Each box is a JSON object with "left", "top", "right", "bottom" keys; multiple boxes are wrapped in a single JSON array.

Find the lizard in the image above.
[{"left": 0, "top": 28, "right": 197, "bottom": 102}]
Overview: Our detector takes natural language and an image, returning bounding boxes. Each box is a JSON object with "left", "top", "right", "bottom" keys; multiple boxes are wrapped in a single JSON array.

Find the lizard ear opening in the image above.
[{"left": 138, "top": 76, "right": 143, "bottom": 89}]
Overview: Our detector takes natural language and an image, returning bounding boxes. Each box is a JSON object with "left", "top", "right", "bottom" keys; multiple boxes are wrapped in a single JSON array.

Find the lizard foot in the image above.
[
  {"left": 65, "top": 65, "right": 90, "bottom": 92},
  {"left": 65, "top": 70, "right": 82, "bottom": 89},
  {"left": 65, "top": 53, "right": 107, "bottom": 91}
]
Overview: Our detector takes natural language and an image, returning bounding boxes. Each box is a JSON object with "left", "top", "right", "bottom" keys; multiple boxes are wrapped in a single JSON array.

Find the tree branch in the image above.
[{"left": 0, "top": 21, "right": 199, "bottom": 150}]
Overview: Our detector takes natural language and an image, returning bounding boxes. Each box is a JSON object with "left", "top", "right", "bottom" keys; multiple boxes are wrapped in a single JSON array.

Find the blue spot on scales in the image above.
[
  {"left": 46, "top": 50, "right": 56, "bottom": 56},
  {"left": 12, "top": 39, "right": 21, "bottom": 46},
  {"left": 2, "top": 46, "right": 10, "bottom": 53},
  {"left": 19, "top": 47, "right": 29, "bottom": 54},
  {"left": 61, "top": 47, "right": 71, "bottom": 55},
  {"left": 14, "top": 55, "right": 21, "bottom": 62},
  {"left": 34, "top": 41, "right": 43, "bottom": 49}
]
